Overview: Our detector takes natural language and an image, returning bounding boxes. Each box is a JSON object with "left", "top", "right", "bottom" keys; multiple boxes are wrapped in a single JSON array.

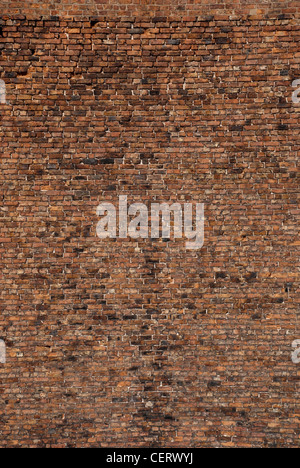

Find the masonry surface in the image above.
[{"left": 0, "top": 1, "right": 299, "bottom": 448}]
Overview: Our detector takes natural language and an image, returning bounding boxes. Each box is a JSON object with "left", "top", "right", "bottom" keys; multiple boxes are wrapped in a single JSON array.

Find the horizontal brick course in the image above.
[{"left": 2, "top": 0, "right": 300, "bottom": 19}]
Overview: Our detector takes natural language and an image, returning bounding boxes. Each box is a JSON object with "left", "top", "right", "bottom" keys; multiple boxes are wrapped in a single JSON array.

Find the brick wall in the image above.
[
  {"left": 0, "top": 2, "right": 299, "bottom": 448},
  {"left": 2, "top": 0, "right": 300, "bottom": 19}
]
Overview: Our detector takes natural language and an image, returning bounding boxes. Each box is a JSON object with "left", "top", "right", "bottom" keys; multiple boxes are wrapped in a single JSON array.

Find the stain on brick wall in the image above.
[{"left": 0, "top": 1, "right": 299, "bottom": 449}]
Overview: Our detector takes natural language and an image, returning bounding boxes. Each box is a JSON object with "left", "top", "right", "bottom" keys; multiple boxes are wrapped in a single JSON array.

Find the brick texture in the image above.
[
  {"left": 2, "top": 0, "right": 300, "bottom": 19},
  {"left": 0, "top": 1, "right": 299, "bottom": 449}
]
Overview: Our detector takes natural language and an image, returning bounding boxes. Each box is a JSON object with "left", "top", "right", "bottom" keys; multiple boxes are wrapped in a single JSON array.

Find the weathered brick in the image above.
[{"left": 0, "top": 0, "right": 299, "bottom": 450}]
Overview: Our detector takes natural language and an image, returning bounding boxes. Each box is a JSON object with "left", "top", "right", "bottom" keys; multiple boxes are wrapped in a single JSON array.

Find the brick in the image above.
[{"left": 0, "top": 1, "right": 299, "bottom": 450}]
